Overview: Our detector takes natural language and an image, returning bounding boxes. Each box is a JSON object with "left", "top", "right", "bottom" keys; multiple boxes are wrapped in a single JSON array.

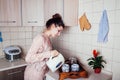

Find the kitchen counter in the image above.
[
  {"left": 46, "top": 69, "right": 112, "bottom": 80},
  {"left": 0, "top": 58, "right": 27, "bottom": 71},
  {"left": 0, "top": 58, "right": 112, "bottom": 80}
]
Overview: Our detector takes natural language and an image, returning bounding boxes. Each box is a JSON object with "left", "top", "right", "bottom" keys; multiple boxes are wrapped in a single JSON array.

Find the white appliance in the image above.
[
  {"left": 3, "top": 45, "right": 22, "bottom": 61},
  {"left": 46, "top": 54, "right": 65, "bottom": 72}
]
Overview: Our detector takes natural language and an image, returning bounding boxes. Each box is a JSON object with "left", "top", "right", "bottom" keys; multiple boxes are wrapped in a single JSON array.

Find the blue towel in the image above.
[
  {"left": 0, "top": 32, "right": 3, "bottom": 42},
  {"left": 98, "top": 10, "right": 109, "bottom": 43}
]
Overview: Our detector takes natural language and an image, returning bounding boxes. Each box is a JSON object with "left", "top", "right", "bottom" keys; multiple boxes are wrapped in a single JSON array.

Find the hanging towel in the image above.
[
  {"left": 98, "top": 10, "right": 109, "bottom": 43},
  {"left": 79, "top": 13, "right": 91, "bottom": 31},
  {"left": 0, "top": 32, "right": 3, "bottom": 42}
]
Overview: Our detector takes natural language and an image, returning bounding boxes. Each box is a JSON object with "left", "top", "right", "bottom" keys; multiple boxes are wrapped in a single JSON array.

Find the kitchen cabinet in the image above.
[
  {"left": 22, "top": 0, "right": 44, "bottom": 26},
  {"left": 0, "top": 66, "right": 26, "bottom": 80},
  {"left": 44, "top": 0, "right": 78, "bottom": 27},
  {"left": 44, "top": 0, "right": 63, "bottom": 22},
  {"left": 0, "top": 0, "right": 21, "bottom": 26},
  {"left": 64, "top": 0, "right": 79, "bottom": 26},
  {"left": 0, "top": 0, "right": 44, "bottom": 27},
  {"left": 0, "top": 0, "right": 78, "bottom": 27}
]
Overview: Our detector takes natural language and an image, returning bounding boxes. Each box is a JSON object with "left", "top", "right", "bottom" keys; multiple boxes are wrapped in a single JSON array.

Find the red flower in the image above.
[{"left": 93, "top": 50, "right": 98, "bottom": 58}]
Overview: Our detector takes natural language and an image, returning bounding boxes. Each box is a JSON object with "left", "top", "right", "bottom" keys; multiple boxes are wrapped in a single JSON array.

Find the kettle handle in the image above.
[
  {"left": 52, "top": 55, "right": 58, "bottom": 59},
  {"left": 49, "top": 54, "right": 60, "bottom": 60}
]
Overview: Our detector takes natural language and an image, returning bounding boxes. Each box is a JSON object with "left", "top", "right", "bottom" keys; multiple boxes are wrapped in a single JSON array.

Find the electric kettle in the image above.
[{"left": 46, "top": 53, "right": 65, "bottom": 72}]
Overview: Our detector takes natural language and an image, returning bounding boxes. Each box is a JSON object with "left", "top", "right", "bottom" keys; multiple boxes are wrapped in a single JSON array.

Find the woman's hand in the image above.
[{"left": 51, "top": 50, "right": 59, "bottom": 57}]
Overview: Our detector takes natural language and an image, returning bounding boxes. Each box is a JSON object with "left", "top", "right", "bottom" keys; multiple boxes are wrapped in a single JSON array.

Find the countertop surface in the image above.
[
  {"left": 0, "top": 58, "right": 112, "bottom": 80},
  {"left": 0, "top": 58, "right": 27, "bottom": 71},
  {"left": 46, "top": 69, "right": 112, "bottom": 80}
]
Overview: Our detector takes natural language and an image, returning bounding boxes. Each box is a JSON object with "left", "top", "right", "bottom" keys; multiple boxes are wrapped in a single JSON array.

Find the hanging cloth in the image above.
[
  {"left": 98, "top": 10, "right": 109, "bottom": 43},
  {"left": 79, "top": 13, "right": 91, "bottom": 31},
  {"left": 0, "top": 32, "right": 3, "bottom": 42}
]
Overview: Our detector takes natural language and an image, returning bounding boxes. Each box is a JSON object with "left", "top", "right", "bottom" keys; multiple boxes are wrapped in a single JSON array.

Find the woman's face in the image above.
[{"left": 50, "top": 24, "right": 63, "bottom": 37}]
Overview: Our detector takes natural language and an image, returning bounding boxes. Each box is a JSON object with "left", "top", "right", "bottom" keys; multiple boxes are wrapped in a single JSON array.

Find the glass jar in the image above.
[
  {"left": 71, "top": 63, "right": 79, "bottom": 72},
  {"left": 62, "top": 64, "right": 70, "bottom": 72},
  {"left": 69, "top": 57, "right": 77, "bottom": 64}
]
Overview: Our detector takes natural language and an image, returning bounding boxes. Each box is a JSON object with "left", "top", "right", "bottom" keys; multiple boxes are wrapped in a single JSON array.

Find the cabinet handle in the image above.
[
  {"left": 0, "top": 21, "right": 16, "bottom": 23},
  {"left": 8, "top": 71, "right": 22, "bottom": 75},
  {"left": 28, "top": 21, "right": 38, "bottom": 23}
]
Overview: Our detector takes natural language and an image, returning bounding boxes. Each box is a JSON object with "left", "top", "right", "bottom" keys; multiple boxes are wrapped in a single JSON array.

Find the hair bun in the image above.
[{"left": 52, "top": 13, "right": 62, "bottom": 19}]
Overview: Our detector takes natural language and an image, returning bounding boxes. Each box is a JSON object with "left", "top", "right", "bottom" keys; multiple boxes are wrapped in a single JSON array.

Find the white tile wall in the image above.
[
  {"left": 116, "top": 0, "right": 120, "bottom": 9},
  {"left": 113, "top": 49, "right": 120, "bottom": 62},
  {"left": 0, "top": 26, "right": 43, "bottom": 57},
  {"left": 93, "top": 0, "right": 104, "bottom": 12},
  {"left": 113, "top": 37, "right": 120, "bottom": 50},
  {"left": 104, "top": 0, "right": 116, "bottom": 10},
  {"left": 115, "top": 10, "right": 120, "bottom": 23},
  {"left": 112, "top": 62, "right": 120, "bottom": 80},
  {"left": 51, "top": 0, "right": 120, "bottom": 80},
  {"left": 2, "top": 32, "right": 11, "bottom": 40}
]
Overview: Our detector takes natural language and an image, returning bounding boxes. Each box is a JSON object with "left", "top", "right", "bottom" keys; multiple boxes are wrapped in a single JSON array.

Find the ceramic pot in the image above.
[{"left": 94, "top": 68, "right": 101, "bottom": 73}]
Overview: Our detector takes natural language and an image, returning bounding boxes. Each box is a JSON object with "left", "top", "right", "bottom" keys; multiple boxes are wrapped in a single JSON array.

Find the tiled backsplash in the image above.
[
  {"left": 52, "top": 0, "right": 120, "bottom": 80},
  {"left": 0, "top": 26, "right": 43, "bottom": 57}
]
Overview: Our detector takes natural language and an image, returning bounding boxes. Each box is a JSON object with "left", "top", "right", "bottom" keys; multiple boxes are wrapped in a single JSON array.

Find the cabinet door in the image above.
[
  {"left": 44, "top": 0, "right": 63, "bottom": 22},
  {"left": 0, "top": 71, "right": 5, "bottom": 80},
  {"left": 0, "top": 0, "right": 21, "bottom": 26},
  {"left": 22, "top": 0, "right": 44, "bottom": 26},
  {"left": 64, "top": 0, "right": 79, "bottom": 26},
  {"left": 0, "top": 66, "right": 26, "bottom": 80}
]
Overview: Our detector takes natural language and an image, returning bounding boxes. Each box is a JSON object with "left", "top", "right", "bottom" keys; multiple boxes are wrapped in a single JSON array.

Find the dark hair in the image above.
[{"left": 46, "top": 13, "right": 65, "bottom": 29}]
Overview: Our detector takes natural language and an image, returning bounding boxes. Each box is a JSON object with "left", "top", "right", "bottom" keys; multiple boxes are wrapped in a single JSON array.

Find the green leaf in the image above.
[
  {"left": 101, "top": 60, "right": 107, "bottom": 64},
  {"left": 101, "top": 64, "right": 104, "bottom": 68},
  {"left": 87, "top": 57, "right": 95, "bottom": 61},
  {"left": 87, "top": 55, "right": 106, "bottom": 69},
  {"left": 88, "top": 61, "right": 94, "bottom": 66}
]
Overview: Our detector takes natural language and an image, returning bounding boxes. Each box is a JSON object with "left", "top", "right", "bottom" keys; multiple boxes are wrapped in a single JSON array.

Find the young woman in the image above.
[{"left": 24, "top": 13, "right": 65, "bottom": 80}]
